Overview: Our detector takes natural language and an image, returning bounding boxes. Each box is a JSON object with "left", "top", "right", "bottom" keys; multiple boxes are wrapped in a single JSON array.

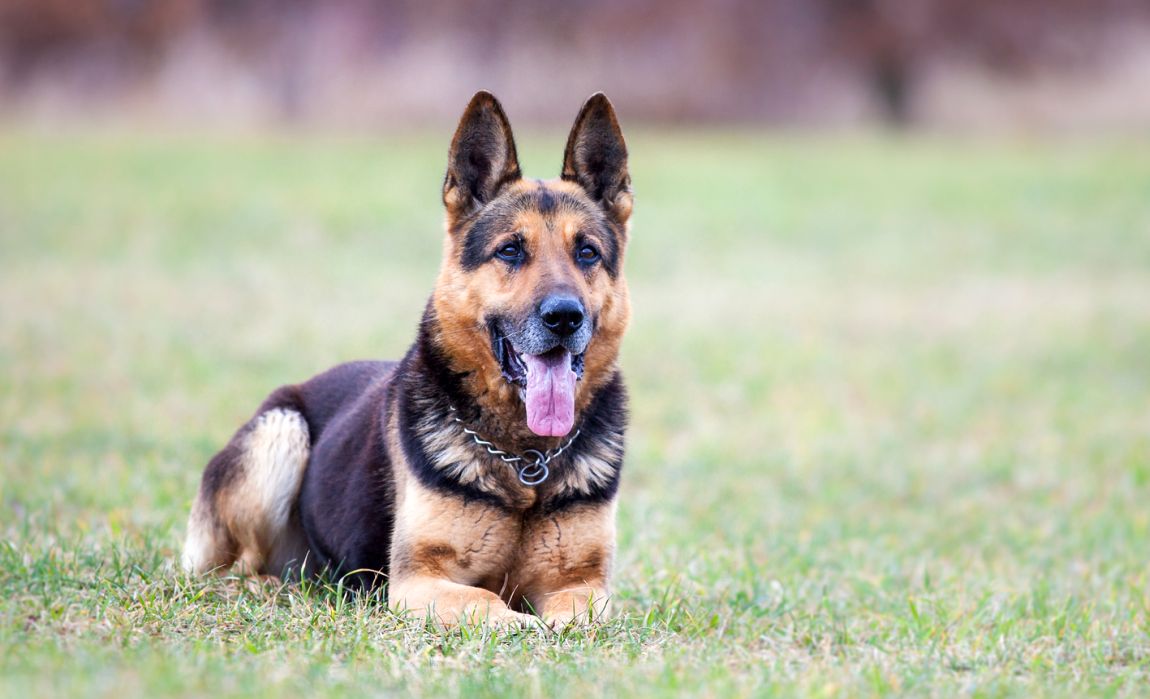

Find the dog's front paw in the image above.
[
  {"left": 541, "top": 608, "right": 597, "bottom": 630},
  {"left": 484, "top": 607, "right": 542, "bottom": 629},
  {"left": 416, "top": 604, "right": 541, "bottom": 630},
  {"left": 532, "top": 586, "right": 611, "bottom": 629}
]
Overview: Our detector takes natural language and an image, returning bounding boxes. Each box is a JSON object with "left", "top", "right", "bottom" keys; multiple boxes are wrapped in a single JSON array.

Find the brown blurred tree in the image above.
[{"left": 827, "top": 0, "right": 1146, "bottom": 125}]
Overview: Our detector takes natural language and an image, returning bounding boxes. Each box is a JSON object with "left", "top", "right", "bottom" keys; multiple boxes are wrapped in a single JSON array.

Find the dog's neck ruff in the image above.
[{"left": 448, "top": 405, "right": 580, "bottom": 486}]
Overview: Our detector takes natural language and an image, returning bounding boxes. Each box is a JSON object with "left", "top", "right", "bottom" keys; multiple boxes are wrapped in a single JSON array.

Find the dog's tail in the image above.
[{"left": 182, "top": 408, "right": 311, "bottom": 576}]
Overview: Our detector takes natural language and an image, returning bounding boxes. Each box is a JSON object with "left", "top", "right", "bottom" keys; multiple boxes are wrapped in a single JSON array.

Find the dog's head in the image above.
[{"left": 431, "top": 91, "right": 632, "bottom": 438}]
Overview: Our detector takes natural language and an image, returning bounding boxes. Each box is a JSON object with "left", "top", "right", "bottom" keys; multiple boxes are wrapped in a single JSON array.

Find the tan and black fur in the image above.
[{"left": 183, "top": 92, "right": 633, "bottom": 627}]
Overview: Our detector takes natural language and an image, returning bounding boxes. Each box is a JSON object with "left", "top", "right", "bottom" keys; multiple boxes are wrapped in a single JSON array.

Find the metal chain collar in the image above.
[{"left": 448, "top": 406, "right": 580, "bottom": 486}]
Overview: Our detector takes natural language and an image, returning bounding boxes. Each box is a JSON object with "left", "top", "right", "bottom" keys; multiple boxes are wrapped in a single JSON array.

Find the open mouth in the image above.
[
  {"left": 495, "top": 336, "right": 585, "bottom": 387},
  {"left": 492, "top": 331, "right": 585, "bottom": 437}
]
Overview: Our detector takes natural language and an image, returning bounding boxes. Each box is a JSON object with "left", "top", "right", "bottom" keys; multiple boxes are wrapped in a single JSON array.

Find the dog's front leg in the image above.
[
  {"left": 519, "top": 502, "right": 616, "bottom": 627},
  {"left": 388, "top": 574, "right": 535, "bottom": 627},
  {"left": 388, "top": 482, "right": 533, "bottom": 627}
]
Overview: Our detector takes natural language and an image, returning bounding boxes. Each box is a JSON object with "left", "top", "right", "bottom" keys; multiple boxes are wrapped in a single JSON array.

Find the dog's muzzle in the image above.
[{"left": 489, "top": 295, "right": 591, "bottom": 437}]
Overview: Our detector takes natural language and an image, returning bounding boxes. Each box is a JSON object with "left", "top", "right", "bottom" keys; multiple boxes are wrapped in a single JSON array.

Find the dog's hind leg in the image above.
[{"left": 182, "top": 408, "right": 311, "bottom": 578}]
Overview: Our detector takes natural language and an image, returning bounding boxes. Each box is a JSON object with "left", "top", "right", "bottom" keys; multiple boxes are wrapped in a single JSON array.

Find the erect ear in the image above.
[
  {"left": 443, "top": 91, "right": 521, "bottom": 217},
  {"left": 561, "top": 93, "right": 632, "bottom": 225}
]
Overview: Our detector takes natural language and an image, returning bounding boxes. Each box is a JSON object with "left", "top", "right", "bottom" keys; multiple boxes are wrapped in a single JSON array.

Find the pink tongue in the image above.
[{"left": 522, "top": 350, "right": 577, "bottom": 437}]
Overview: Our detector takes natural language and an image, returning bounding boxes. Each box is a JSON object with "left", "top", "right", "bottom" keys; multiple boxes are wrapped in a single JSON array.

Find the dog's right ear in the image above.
[{"left": 443, "top": 91, "right": 521, "bottom": 218}]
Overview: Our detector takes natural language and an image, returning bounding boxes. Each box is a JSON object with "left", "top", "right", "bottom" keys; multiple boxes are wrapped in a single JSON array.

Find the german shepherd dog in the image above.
[{"left": 182, "top": 92, "right": 632, "bottom": 627}]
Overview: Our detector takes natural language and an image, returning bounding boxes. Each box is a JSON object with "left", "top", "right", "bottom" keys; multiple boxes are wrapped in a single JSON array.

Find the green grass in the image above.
[{"left": 1, "top": 127, "right": 1148, "bottom": 697}]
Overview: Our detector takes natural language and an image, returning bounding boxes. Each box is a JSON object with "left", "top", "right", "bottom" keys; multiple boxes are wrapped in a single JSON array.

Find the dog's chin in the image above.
[{"left": 492, "top": 333, "right": 586, "bottom": 437}]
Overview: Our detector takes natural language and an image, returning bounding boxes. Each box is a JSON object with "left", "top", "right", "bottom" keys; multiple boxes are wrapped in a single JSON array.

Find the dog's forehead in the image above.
[
  {"left": 460, "top": 182, "right": 590, "bottom": 243},
  {"left": 503, "top": 179, "right": 598, "bottom": 222}
]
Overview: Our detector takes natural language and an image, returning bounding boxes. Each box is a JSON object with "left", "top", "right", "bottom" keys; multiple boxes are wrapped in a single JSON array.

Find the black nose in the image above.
[{"left": 539, "top": 295, "right": 585, "bottom": 337}]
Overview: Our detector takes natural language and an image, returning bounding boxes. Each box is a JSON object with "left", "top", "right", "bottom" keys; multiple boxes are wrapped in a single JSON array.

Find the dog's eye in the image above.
[
  {"left": 577, "top": 245, "right": 600, "bottom": 263},
  {"left": 495, "top": 242, "right": 522, "bottom": 262}
]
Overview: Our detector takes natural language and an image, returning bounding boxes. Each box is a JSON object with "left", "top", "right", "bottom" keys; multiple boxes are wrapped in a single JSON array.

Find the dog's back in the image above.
[{"left": 182, "top": 360, "right": 396, "bottom": 577}]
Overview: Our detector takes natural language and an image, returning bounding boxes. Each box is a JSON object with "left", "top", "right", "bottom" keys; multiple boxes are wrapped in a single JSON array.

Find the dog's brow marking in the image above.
[{"left": 535, "top": 182, "right": 556, "bottom": 214}]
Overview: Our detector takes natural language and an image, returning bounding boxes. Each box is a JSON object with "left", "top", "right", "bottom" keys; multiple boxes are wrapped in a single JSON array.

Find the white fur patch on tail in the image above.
[
  {"left": 241, "top": 408, "right": 311, "bottom": 538},
  {"left": 181, "top": 408, "right": 310, "bottom": 575},
  {"left": 181, "top": 497, "right": 218, "bottom": 574}
]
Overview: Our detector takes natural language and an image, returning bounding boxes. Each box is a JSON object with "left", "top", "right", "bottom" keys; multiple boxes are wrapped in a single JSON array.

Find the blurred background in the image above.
[
  {"left": 2, "top": 0, "right": 1150, "bottom": 132},
  {"left": 3, "top": 4, "right": 1150, "bottom": 695}
]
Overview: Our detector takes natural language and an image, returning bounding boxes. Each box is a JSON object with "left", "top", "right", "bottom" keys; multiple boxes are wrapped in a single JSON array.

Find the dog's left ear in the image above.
[
  {"left": 444, "top": 91, "right": 522, "bottom": 217},
  {"left": 562, "top": 93, "right": 632, "bottom": 226}
]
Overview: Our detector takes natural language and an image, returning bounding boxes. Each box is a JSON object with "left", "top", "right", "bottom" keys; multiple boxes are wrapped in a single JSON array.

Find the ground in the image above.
[{"left": 1, "top": 128, "right": 1148, "bottom": 697}]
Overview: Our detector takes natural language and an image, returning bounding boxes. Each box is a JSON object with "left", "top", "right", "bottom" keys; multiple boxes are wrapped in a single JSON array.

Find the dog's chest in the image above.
[{"left": 393, "top": 481, "right": 524, "bottom": 581}]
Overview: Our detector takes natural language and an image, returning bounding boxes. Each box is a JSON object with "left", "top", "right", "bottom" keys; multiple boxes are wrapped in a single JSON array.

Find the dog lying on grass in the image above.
[{"left": 183, "top": 91, "right": 633, "bottom": 627}]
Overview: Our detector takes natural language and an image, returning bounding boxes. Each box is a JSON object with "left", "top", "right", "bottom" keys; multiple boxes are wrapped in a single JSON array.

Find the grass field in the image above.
[{"left": 1, "top": 128, "right": 1148, "bottom": 697}]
